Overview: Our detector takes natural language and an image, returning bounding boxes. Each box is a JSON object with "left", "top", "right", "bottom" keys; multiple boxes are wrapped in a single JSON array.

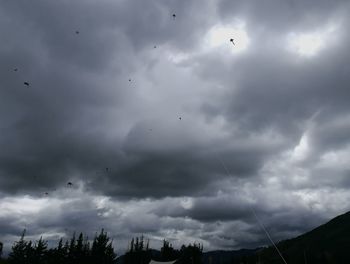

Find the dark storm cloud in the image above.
[
  {"left": 0, "top": 0, "right": 292, "bottom": 200},
  {"left": 90, "top": 119, "right": 282, "bottom": 198},
  {"left": 309, "top": 113, "right": 350, "bottom": 153},
  {"left": 155, "top": 199, "right": 252, "bottom": 224},
  {"left": 0, "top": 0, "right": 222, "bottom": 198},
  {"left": 178, "top": 197, "right": 252, "bottom": 222},
  {"left": 0, "top": 216, "right": 23, "bottom": 237},
  {"left": 182, "top": 196, "right": 334, "bottom": 249}
]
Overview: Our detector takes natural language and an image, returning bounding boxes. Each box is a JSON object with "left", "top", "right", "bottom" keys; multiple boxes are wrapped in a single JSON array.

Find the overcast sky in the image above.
[{"left": 1, "top": 0, "right": 350, "bottom": 254}]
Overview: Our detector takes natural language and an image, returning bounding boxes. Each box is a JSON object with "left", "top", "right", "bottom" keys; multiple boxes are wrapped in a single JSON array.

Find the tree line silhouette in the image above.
[
  {"left": 0, "top": 229, "right": 116, "bottom": 264},
  {"left": 0, "top": 233, "right": 203, "bottom": 264},
  {"left": 124, "top": 236, "right": 203, "bottom": 264}
]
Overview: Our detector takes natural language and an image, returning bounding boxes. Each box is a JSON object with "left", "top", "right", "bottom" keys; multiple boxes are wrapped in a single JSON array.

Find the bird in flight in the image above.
[
  {"left": 179, "top": 117, "right": 182, "bottom": 120},
  {"left": 230, "top": 38, "right": 235, "bottom": 45},
  {"left": 67, "top": 182, "right": 73, "bottom": 187},
  {"left": 24, "top": 82, "right": 30, "bottom": 86},
  {"left": 172, "top": 14, "right": 176, "bottom": 20},
  {"left": 14, "top": 68, "right": 18, "bottom": 71},
  {"left": 75, "top": 30, "right": 79, "bottom": 34},
  {"left": 129, "top": 79, "right": 131, "bottom": 82},
  {"left": 154, "top": 45, "right": 157, "bottom": 49}
]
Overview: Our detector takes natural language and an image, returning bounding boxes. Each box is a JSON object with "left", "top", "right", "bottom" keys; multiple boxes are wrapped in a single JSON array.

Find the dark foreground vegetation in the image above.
[
  {"left": 121, "top": 238, "right": 203, "bottom": 264},
  {"left": 0, "top": 229, "right": 116, "bottom": 264},
  {"left": 1, "top": 211, "right": 350, "bottom": 264},
  {"left": 0, "top": 231, "right": 203, "bottom": 264}
]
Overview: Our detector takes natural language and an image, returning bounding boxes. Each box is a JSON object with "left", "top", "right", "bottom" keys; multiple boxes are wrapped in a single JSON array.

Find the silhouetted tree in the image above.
[
  {"left": 83, "top": 235, "right": 91, "bottom": 263},
  {"left": 47, "top": 238, "right": 68, "bottom": 264},
  {"left": 179, "top": 243, "right": 203, "bottom": 264},
  {"left": 75, "top": 233, "right": 86, "bottom": 264},
  {"left": 125, "top": 236, "right": 151, "bottom": 264},
  {"left": 8, "top": 230, "right": 28, "bottom": 264},
  {"left": 24, "top": 241, "right": 34, "bottom": 264},
  {"left": 0, "top": 241, "right": 3, "bottom": 260},
  {"left": 90, "top": 229, "right": 117, "bottom": 264},
  {"left": 33, "top": 237, "right": 48, "bottom": 263},
  {"left": 160, "top": 239, "right": 179, "bottom": 261},
  {"left": 130, "top": 238, "right": 135, "bottom": 253},
  {"left": 67, "top": 232, "right": 77, "bottom": 264}
]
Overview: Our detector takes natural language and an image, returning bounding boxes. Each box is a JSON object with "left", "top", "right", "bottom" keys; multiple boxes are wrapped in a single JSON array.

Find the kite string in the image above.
[
  {"left": 250, "top": 207, "right": 288, "bottom": 264},
  {"left": 214, "top": 151, "right": 288, "bottom": 264}
]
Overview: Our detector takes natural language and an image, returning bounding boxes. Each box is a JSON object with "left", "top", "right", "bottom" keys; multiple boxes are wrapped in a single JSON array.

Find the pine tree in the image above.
[
  {"left": 125, "top": 236, "right": 151, "bottom": 264},
  {"left": 67, "top": 232, "right": 76, "bottom": 264},
  {"left": 8, "top": 229, "right": 28, "bottom": 264},
  {"left": 83, "top": 235, "right": 91, "bottom": 263},
  {"left": 140, "top": 235, "right": 144, "bottom": 251},
  {"left": 75, "top": 233, "right": 85, "bottom": 264},
  {"left": 47, "top": 238, "right": 67, "bottom": 264},
  {"left": 179, "top": 243, "right": 203, "bottom": 264},
  {"left": 25, "top": 241, "right": 34, "bottom": 264},
  {"left": 91, "top": 229, "right": 117, "bottom": 264},
  {"left": 0, "top": 241, "right": 3, "bottom": 260},
  {"left": 161, "top": 239, "right": 179, "bottom": 261},
  {"left": 57, "top": 238, "right": 67, "bottom": 261},
  {"left": 146, "top": 239, "right": 149, "bottom": 251},
  {"left": 33, "top": 237, "right": 48, "bottom": 264},
  {"left": 135, "top": 237, "right": 139, "bottom": 252},
  {"left": 130, "top": 238, "right": 134, "bottom": 252}
]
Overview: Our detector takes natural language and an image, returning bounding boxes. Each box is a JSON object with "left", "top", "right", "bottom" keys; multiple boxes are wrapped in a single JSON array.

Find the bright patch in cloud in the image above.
[
  {"left": 0, "top": 196, "right": 48, "bottom": 216},
  {"left": 286, "top": 23, "right": 339, "bottom": 57},
  {"left": 292, "top": 133, "right": 310, "bottom": 161},
  {"left": 180, "top": 197, "right": 193, "bottom": 209},
  {"left": 204, "top": 21, "right": 250, "bottom": 53}
]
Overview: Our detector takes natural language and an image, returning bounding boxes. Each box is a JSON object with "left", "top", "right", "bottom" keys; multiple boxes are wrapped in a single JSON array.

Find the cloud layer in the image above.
[{"left": 1, "top": 0, "right": 350, "bottom": 253}]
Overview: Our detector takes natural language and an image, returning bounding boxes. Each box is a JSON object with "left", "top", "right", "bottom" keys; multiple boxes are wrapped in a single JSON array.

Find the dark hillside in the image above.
[
  {"left": 250, "top": 211, "right": 350, "bottom": 264},
  {"left": 202, "top": 249, "right": 258, "bottom": 264}
]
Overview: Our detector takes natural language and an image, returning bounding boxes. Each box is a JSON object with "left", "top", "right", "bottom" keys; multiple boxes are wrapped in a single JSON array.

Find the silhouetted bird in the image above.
[
  {"left": 172, "top": 14, "right": 176, "bottom": 19},
  {"left": 44, "top": 192, "right": 49, "bottom": 195},
  {"left": 154, "top": 45, "right": 157, "bottom": 49},
  {"left": 179, "top": 117, "right": 182, "bottom": 120},
  {"left": 24, "top": 82, "right": 29, "bottom": 86},
  {"left": 75, "top": 30, "right": 79, "bottom": 34},
  {"left": 129, "top": 79, "right": 131, "bottom": 82},
  {"left": 105, "top": 168, "right": 110, "bottom": 172},
  {"left": 230, "top": 38, "right": 235, "bottom": 45},
  {"left": 67, "top": 182, "right": 73, "bottom": 187},
  {"left": 14, "top": 68, "right": 18, "bottom": 71}
]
